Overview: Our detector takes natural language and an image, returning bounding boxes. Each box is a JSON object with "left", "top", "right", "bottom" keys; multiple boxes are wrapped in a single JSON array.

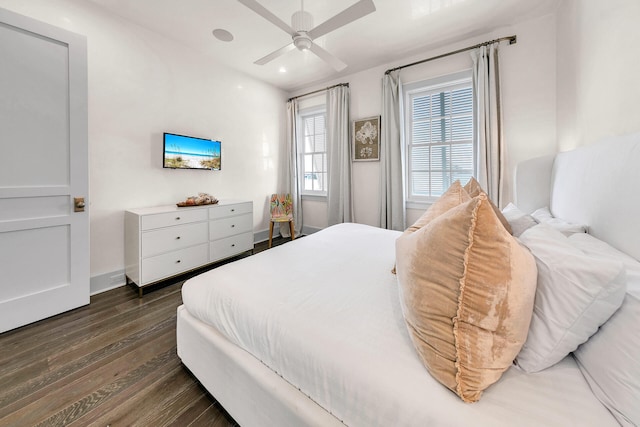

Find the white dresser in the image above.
[{"left": 125, "top": 200, "right": 253, "bottom": 295}]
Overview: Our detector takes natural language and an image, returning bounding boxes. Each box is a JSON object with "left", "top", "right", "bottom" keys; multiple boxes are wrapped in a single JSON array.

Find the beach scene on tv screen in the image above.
[{"left": 164, "top": 134, "right": 221, "bottom": 170}]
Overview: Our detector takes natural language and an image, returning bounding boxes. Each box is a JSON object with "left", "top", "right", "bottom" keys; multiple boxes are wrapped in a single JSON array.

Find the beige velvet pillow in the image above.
[
  {"left": 392, "top": 181, "right": 471, "bottom": 274},
  {"left": 404, "top": 180, "right": 471, "bottom": 235},
  {"left": 395, "top": 194, "right": 537, "bottom": 402},
  {"left": 464, "top": 177, "right": 512, "bottom": 235}
]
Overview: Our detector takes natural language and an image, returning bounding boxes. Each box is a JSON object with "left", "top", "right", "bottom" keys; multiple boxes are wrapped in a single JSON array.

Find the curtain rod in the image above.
[
  {"left": 288, "top": 82, "right": 349, "bottom": 102},
  {"left": 384, "top": 35, "right": 517, "bottom": 75}
]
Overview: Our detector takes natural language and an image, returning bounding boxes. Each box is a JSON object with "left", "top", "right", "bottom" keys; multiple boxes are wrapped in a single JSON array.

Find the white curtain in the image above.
[
  {"left": 326, "top": 85, "right": 353, "bottom": 225},
  {"left": 279, "top": 99, "right": 302, "bottom": 237},
  {"left": 471, "top": 43, "right": 505, "bottom": 207},
  {"left": 379, "top": 71, "right": 405, "bottom": 231}
]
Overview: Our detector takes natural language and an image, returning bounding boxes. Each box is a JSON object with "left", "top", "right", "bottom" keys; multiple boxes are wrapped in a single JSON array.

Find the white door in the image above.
[{"left": 0, "top": 8, "right": 89, "bottom": 333}]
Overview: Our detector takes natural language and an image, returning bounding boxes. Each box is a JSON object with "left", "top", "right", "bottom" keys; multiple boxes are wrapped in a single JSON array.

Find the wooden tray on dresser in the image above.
[{"left": 176, "top": 200, "right": 219, "bottom": 207}]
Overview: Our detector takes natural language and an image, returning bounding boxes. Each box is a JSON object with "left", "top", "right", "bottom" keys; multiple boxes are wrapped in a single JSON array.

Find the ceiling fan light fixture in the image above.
[{"left": 293, "top": 34, "right": 312, "bottom": 51}]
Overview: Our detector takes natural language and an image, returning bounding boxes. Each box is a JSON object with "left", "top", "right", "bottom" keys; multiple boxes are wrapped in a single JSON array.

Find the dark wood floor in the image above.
[{"left": 0, "top": 236, "right": 292, "bottom": 427}]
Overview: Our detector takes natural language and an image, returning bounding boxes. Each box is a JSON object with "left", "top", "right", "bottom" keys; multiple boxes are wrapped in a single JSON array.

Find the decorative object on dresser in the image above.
[
  {"left": 177, "top": 192, "right": 219, "bottom": 207},
  {"left": 125, "top": 200, "right": 253, "bottom": 296}
]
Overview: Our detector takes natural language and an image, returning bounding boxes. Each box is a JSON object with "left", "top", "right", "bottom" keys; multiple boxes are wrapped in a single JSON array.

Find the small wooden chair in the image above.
[{"left": 268, "top": 193, "right": 295, "bottom": 248}]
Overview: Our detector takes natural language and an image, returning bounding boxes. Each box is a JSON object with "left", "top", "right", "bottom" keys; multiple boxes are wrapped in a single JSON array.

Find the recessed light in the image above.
[
  {"left": 279, "top": 67, "right": 287, "bottom": 73},
  {"left": 212, "top": 29, "right": 234, "bottom": 42}
]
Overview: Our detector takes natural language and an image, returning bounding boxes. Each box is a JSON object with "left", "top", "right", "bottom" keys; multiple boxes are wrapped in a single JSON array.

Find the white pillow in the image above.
[
  {"left": 568, "top": 233, "right": 640, "bottom": 426},
  {"left": 569, "top": 233, "right": 640, "bottom": 283},
  {"left": 515, "top": 223, "right": 626, "bottom": 373},
  {"left": 531, "top": 206, "right": 588, "bottom": 235},
  {"left": 501, "top": 203, "right": 538, "bottom": 237},
  {"left": 574, "top": 289, "right": 640, "bottom": 426}
]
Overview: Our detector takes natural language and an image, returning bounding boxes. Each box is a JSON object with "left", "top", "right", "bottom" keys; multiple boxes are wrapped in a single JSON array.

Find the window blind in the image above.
[{"left": 407, "top": 80, "right": 473, "bottom": 200}]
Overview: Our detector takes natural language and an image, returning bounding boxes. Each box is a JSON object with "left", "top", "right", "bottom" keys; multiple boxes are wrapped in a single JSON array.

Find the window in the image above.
[
  {"left": 404, "top": 71, "right": 474, "bottom": 202},
  {"left": 298, "top": 107, "right": 327, "bottom": 195}
]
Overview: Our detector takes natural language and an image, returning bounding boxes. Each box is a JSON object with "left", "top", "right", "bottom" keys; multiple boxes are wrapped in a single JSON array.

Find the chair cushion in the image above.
[{"left": 270, "top": 194, "right": 293, "bottom": 220}]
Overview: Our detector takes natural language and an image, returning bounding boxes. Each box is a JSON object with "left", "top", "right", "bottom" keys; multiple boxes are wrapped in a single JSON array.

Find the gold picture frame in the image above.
[{"left": 352, "top": 116, "right": 380, "bottom": 161}]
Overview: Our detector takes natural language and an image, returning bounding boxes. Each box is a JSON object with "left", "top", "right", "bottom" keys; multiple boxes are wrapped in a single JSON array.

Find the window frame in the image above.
[
  {"left": 403, "top": 70, "right": 474, "bottom": 206},
  {"left": 297, "top": 105, "right": 328, "bottom": 197}
]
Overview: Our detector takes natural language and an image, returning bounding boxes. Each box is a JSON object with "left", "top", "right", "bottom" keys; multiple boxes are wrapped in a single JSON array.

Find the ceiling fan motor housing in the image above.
[{"left": 292, "top": 10, "right": 313, "bottom": 33}]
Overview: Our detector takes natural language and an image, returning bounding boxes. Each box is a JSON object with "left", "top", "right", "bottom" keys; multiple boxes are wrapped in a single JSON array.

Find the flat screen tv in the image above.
[{"left": 163, "top": 132, "right": 221, "bottom": 170}]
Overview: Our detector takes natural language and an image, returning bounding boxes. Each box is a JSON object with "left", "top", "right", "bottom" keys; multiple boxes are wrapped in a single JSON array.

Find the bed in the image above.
[{"left": 177, "top": 132, "right": 640, "bottom": 426}]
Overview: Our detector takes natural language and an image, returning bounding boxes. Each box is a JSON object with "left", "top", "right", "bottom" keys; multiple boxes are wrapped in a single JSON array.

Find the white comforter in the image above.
[{"left": 181, "top": 223, "right": 617, "bottom": 427}]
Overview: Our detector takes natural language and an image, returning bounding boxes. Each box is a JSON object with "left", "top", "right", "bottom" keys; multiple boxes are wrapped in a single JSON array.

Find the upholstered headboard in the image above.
[
  {"left": 513, "top": 154, "right": 554, "bottom": 214},
  {"left": 515, "top": 132, "right": 640, "bottom": 261}
]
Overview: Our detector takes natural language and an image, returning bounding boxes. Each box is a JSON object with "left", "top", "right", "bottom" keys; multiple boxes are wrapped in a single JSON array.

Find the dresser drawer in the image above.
[
  {"left": 142, "top": 221, "right": 208, "bottom": 258},
  {"left": 210, "top": 232, "right": 253, "bottom": 261},
  {"left": 209, "top": 214, "right": 252, "bottom": 241},
  {"left": 141, "top": 243, "right": 209, "bottom": 284},
  {"left": 209, "top": 202, "right": 252, "bottom": 220},
  {"left": 141, "top": 208, "right": 208, "bottom": 230}
]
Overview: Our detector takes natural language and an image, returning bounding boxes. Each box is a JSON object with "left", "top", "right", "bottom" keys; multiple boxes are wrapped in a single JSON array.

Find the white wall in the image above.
[
  {"left": 0, "top": 0, "right": 286, "bottom": 290},
  {"left": 556, "top": 0, "right": 640, "bottom": 151},
  {"left": 9, "top": 0, "right": 623, "bottom": 290},
  {"left": 292, "top": 13, "right": 558, "bottom": 228}
]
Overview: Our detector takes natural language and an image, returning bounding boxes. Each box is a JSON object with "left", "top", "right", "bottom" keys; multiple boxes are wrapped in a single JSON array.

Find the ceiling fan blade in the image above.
[
  {"left": 309, "top": 43, "right": 347, "bottom": 71},
  {"left": 237, "top": 0, "right": 296, "bottom": 37},
  {"left": 254, "top": 43, "right": 296, "bottom": 65},
  {"left": 307, "top": 0, "right": 376, "bottom": 40}
]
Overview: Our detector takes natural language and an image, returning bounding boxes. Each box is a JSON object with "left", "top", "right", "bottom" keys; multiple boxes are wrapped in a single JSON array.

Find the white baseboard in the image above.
[
  {"left": 90, "top": 269, "right": 126, "bottom": 295},
  {"left": 302, "top": 225, "right": 322, "bottom": 235},
  {"left": 253, "top": 228, "right": 270, "bottom": 243}
]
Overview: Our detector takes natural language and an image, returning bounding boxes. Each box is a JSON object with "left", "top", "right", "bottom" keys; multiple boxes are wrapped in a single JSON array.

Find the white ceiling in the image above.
[{"left": 86, "top": 0, "right": 559, "bottom": 92}]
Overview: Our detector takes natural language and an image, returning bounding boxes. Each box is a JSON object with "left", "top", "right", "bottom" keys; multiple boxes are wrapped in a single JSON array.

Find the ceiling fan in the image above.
[{"left": 237, "top": 0, "right": 376, "bottom": 71}]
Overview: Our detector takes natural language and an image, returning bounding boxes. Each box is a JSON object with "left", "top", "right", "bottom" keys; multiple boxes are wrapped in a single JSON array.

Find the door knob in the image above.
[{"left": 74, "top": 197, "right": 85, "bottom": 212}]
